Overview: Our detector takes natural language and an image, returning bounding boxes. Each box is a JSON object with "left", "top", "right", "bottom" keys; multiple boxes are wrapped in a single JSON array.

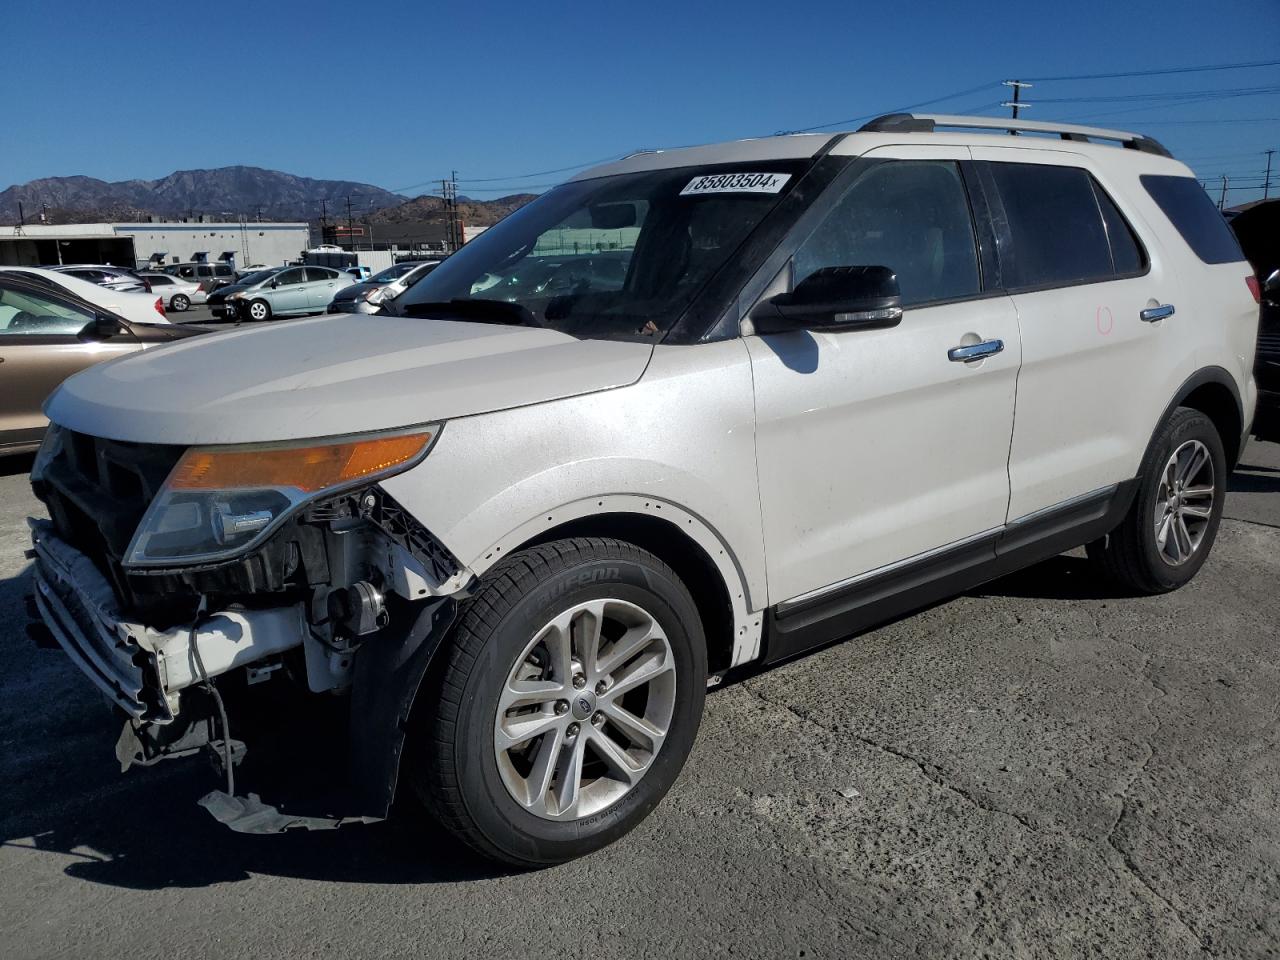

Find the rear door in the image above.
[
  {"left": 305, "top": 267, "right": 341, "bottom": 310},
  {"left": 0, "top": 283, "right": 137, "bottom": 448},
  {"left": 971, "top": 148, "right": 1186, "bottom": 519}
]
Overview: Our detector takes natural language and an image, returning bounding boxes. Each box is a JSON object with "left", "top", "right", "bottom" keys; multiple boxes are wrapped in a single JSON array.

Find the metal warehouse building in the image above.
[{"left": 0, "top": 221, "right": 310, "bottom": 270}]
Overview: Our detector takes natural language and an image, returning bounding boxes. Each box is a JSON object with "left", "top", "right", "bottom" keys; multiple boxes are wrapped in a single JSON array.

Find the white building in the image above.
[{"left": 0, "top": 221, "right": 310, "bottom": 270}]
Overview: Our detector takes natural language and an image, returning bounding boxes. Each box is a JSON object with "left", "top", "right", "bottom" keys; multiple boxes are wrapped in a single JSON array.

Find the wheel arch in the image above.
[
  {"left": 1163, "top": 366, "right": 1245, "bottom": 468},
  {"left": 467, "top": 497, "right": 764, "bottom": 675}
]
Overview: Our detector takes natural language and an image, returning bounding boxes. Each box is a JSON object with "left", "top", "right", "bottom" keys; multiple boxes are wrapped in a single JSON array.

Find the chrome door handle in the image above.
[
  {"left": 948, "top": 339, "right": 1004, "bottom": 362},
  {"left": 1140, "top": 304, "right": 1175, "bottom": 322}
]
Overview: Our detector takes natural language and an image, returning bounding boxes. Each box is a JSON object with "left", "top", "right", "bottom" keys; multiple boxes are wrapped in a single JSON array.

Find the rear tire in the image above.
[
  {"left": 410, "top": 538, "right": 706, "bottom": 867},
  {"left": 170, "top": 294, "right": 190, "bottom": 312},
  {"left": 1088, "top": 407, "right": 1226, "bottom": 594},
  {"left": 246, "top": 299, "right": 271, "bottom": 321}
]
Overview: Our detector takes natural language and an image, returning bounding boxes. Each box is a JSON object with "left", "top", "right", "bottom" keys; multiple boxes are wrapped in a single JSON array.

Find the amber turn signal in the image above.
[{"left": 170, "top": 432, "right": 433, "bottom": 493}]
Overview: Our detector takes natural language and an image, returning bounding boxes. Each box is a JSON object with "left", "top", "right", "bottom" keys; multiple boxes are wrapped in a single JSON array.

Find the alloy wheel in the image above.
[
  {"left": 1154, "top": 438, "right": 1215, "bottom": 566},
  {"left": 493, "top": 598, "right": 676, "bottom": 821}
]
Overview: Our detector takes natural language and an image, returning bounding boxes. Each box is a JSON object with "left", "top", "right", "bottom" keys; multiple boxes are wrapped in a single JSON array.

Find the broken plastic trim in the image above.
[{"left": 199, "top": 791, "right": 383, "bottom": 833}]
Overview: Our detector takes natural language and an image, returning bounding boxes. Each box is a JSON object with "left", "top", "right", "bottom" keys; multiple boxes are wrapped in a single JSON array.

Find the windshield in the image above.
[
  {"left": 369, "top": 263, "right": 418, "bottom": 284},
  {"left": 395, "top": 163, "right": 804, "bottom": 340},
  {"left": 236, "top": 269, "right": 280, "bottom": 287}
]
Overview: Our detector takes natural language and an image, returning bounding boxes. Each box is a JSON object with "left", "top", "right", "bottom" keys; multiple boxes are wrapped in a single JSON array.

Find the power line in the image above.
[
  {"left": 453, "top": 153, "right": 632, "bottom": 183},
  {"left": 783, "top": 80, "right": 1003, "bottom": 133},
  {"left": 1037, "top": 84, "right": 1280, "bottom": 105},
  {"left": 1022, "top": 58, "right": 1280, "bottom": 83},
  {"left": 1135, "top": 117, "right": 1280, "bottom": 125}
]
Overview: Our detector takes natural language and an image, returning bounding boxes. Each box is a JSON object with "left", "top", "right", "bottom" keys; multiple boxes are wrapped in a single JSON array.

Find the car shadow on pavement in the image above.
[
  {"left": 1228, "top": 462, "right": 1280, "bottom": 494},
  {"left": 970, "top": 554, "right": 1133, "bottom": 601},
  {"left": 0, "top": 453, "right": 35, "bottom": 478},
  {"left": 0, "top": 564, "right": 516, "bottom": 890}
]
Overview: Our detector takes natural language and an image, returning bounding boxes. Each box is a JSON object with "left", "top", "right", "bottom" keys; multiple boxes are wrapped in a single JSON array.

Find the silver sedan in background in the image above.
[
  {"left": 136, "top": 273, "right": 207, "bottom": 312},
  {"left": 326, "top": 260, "right": 440, "bottom": 314},
  {"left": 49, "top": 264, "right": 147, "bottom": 293}
]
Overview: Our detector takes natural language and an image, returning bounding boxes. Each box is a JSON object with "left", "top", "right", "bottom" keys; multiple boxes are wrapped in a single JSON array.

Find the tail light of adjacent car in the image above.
[
  {"left": 154, "top": 297, "right": 166, "bottom": 318},
  {"left": 1246, "top": 275, "right": 1261, "bottom": 304}
]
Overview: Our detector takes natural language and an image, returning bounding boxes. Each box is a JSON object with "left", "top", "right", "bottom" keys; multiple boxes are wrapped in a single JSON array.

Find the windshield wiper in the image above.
[{"left": 399, "top": 298, "right": 541, "bottom": 327}]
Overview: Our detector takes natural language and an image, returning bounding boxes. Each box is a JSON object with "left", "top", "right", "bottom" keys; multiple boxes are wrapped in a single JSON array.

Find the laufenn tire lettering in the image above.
[{"left": 545, "top": 566, "right": 621, "bottom": 600}]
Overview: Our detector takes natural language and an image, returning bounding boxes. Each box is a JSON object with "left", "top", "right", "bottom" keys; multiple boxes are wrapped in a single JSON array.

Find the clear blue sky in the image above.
[{"left": 4, "top": 0, "right": 1278, "bottom": 203}]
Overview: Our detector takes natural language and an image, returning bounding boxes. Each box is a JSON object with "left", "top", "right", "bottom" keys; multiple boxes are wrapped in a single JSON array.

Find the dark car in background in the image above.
[
  {"left": 327, "top": 260, "right": 440, "bottom": 314},
  {"left": 0, "top": 273, "right": 206, "bottom": 454},
  {"left": 49, "top": 264, "right": 148, "bottom": 293},
  {"left": 1229, "top": 200, "right": 1280, "bottom": 441}
]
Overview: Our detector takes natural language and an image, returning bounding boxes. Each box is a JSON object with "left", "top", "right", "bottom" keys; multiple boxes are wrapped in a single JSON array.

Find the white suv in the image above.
[{"left": 27, "top": 114, "right": 1258, "bottom": 865}]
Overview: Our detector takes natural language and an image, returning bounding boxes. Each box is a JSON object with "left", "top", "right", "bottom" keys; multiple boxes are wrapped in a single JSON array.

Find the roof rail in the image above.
[{"left": 857, "top": 113, "right": 1172, "bottom": 158}]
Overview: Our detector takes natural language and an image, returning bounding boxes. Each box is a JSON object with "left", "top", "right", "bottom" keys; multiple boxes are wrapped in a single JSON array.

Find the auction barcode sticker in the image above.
[{"left": 680, "top": 172, "right": 791, "bottom": 196}]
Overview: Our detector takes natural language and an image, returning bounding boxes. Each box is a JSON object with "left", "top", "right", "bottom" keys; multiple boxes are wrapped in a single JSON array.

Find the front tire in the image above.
[
  {"left": 411, "top": 538, "right": 706, "bottom": 866},
  {"left": 1088, "top": 407, "right": 1226, "bottom": 593},
  {"left": 246, "top": 299, "right": 271, "bottom": 321}
]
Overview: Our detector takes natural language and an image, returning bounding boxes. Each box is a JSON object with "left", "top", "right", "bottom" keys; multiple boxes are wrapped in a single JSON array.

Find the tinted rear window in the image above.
[
  {"left": 989, "top": 163, "right": 1114, "bottom": 289},
  {"left": 1141, "top": 175, "right": 1245, "bottom": 264},
  {"left": 1092, "top": 180, "right": 1147, "bottom": 275}
]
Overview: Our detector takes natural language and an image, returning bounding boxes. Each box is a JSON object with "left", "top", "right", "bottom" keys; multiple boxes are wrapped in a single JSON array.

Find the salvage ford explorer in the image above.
[{"left": 27, "top": 113, "right": 1258, "bottom": 866}]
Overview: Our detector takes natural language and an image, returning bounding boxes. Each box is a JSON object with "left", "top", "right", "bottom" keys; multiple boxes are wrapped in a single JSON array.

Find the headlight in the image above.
[
  {"left": 364, "top": 287, "right": 386, "bottom": 304},
  {"left": 124, "top": 428, "right": 439, "bottom": 567}
]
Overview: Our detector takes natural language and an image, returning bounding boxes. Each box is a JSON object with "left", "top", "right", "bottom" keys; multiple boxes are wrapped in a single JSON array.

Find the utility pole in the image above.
[
  {"left": 1002, "top": 80, "right": 1032, "bottom": 132},
  {"left": 440, "top": 173, "right": 461, "bottom": 252},
  {"left": 1265, "top": 149, "right": 1275, "bottom": 201},
  {"left": 452, "top": 170, "right": 460, "bottom": 251},
  {"left": 1219, "top": 175, "right": 1229, "bottom": 211},
  {"left": 346, "top": 195, "right": 355, "bottom": 251}
]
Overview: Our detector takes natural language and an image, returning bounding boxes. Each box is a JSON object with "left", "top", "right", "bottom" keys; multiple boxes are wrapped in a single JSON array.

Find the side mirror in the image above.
[
  {"left": 80, "top": 315, "right": 124, "bottom": 341},
  {"left": 269, "top": 279, "right": 279, "bottom": 288},
  {"left": 590, "top": 202, "right": 637, "bottom": 230},
  {"left": 750, "top": 265, "right": 903, "bottom": 335},
  {"left": 1264, "top": 268, "right": 1280, "bottom": 296}
]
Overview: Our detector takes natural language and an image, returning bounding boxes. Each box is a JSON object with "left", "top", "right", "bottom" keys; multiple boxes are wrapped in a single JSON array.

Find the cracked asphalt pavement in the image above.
[{"left": 2, "top": 442, "right": 1278, "bottom": 959}]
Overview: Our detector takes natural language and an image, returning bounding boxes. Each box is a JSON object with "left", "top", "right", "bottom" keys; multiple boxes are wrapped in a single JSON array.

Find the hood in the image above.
[
  {"left": 332, "top": 281, "right": 382, "bottom": 302},
  {"left": 208, "top": 282, "right": 252, "bottom": 299},
  {"left": 45, "top": 313, "right": 653, "bottom": 445}
]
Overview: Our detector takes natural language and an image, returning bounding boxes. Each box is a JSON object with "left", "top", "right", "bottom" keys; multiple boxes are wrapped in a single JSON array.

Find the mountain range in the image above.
[{"left": 0, "top": 166, "right": 531, "bottom": 226}]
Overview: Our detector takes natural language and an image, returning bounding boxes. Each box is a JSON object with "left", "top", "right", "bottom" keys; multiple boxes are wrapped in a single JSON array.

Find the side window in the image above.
[
  {"left": 1092, "top": 181, "right": 1146, "bottom": 276},
  {"left": 305, "top": 267, "right": 335, "bottom": 282},
  {"left": 214, "top": 264, "right": 233, "bottom": 277},
  {"left": 1140, "top": 175, "right": 1245, "bottom": 265},
  {"left": 275, "top": 268, "right": 305, "bottom": 286},
  {"left": 988, "top": 163, "right": 1113, "bottom": 289},
  {"left": 0, "top": 287, "right": 95, "bottom": 336},
  {"left": 150, "top": 275, "right": 172, "bottom": 286},
  {"left": 793, "top": 160, "right": 981, "bottom": 307}
]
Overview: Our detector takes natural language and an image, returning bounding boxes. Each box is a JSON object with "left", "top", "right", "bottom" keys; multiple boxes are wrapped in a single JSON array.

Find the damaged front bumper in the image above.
[
  {"left": 28, "top": 516, "right": 461, "bottom": 832},
  {"left": 30, "top": 518, "right": 305, "bottom": 724}
]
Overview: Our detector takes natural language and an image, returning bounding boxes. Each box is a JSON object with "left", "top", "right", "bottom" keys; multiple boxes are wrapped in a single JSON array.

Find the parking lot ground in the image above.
[{"left": 1, "top": 443, "right": 1278, "bottom": 959}]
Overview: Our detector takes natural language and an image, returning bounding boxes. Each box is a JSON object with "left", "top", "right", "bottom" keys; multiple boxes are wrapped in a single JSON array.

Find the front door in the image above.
[
  {"left": 747, "top": 146, "right": 1021, "bottom": 609},
  {"left": 0, "top": 283, "right": 137, "bottom": 448}
]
